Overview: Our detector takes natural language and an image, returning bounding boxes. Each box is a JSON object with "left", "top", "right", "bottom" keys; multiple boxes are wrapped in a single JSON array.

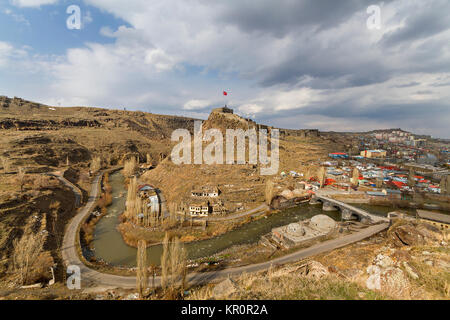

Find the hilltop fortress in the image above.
[{"left": 208, "top": 106, "right": 320, "bottom": 139}]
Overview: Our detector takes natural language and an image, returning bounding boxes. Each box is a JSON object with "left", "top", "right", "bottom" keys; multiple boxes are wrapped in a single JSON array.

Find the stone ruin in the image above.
[{"left": 271, "top": 214, "right": 337, "bottom": 249}]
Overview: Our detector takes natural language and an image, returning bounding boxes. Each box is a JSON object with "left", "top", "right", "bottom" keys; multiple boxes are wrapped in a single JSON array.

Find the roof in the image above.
[
  {"left": 417, "top": 210, "right": 450, "bottom": 224},
  {"left": 391, "top": 181, "right": 407, "bottom": 188},
  {"left": 367, "top": 191, "right": 386, "bottom": 196},
  {"left": 138, "top": 184, "right": 154, "bottom": 191}
]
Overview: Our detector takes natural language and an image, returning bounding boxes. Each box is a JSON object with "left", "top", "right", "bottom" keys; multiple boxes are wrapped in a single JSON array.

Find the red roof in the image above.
[
  {"left": 330, "top": 152, "right": 347, "bottom": 155},
  {"left": 391, "top": 181, "right": 407, "bottom": 188},
  {"left": 414, "top": 176, "right": 424, "bottom": 179},
  {"left": 379, "top": 166, "right": 398, "bottom": 170},
  {"left": 324, "top": 178, "right": 336, "bottom": 185}
]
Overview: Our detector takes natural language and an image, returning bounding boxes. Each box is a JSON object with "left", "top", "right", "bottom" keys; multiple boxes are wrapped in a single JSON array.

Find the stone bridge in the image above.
[{"left": 310, "top": 195, "right": 389, "bottom": 224}]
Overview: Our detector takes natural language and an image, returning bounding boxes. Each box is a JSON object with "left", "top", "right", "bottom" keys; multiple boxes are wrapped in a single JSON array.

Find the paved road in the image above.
[{"left": 62, "top": 171, "right": 389, "bottom": 290}]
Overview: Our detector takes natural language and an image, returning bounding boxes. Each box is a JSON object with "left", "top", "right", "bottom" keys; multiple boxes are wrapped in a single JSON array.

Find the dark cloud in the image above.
[
  {"left": 393, "top": 82, "right": 420, "bottom": 88},
  {"left": 257, "top": 42, "right": 391, "bottom": 88},
  {"left": 215, "top": 0, "right": 384, "bottom": 37},
  {"left": 415, "top": 90, "right": 433, "bottom": 95},
  {"left": 381, "top": 1, "right": 450, "bottom": 47},
  {"left": 430, "top": 82, "right": 450, "bottom": 87},
  {"left": 257, "top": 101, "right": 449, "bottom": 124}
]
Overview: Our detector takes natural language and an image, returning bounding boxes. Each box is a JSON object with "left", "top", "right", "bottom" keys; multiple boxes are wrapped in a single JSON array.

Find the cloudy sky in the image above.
[{"left": 1, "top": 0, "right": 449, "bottom": 138}]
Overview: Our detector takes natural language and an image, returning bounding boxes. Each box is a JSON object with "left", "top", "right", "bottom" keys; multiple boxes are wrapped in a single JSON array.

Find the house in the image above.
[
  {"left": 138, "top": 185, "right": 160, "bottom": 215},
  {"left": 428, "top": 185, "right": 441, "bottom": 193},
  {"left": 211, "top": 200, "right": 227, "bottom": 215},
  {"left": 138, "top": 184, "right": 157, "bottom": 197},
  {"left": 360, "top": 150, "right": 387, "bottom": 158},
  {"left": 191, "top": 186, "right": 219, "bottom": 198},
  {"left": 189, "top": 201, "right": 210, "bottom": 217},
  {"left": 328, "top": 152, "right": 349, "bottom": 159}
]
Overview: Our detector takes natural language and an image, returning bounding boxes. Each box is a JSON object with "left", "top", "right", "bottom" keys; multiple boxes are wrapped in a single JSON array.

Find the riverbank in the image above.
[
  {"left": 116, "top": 206, "right": 274, "bottom": 249},
  {"left": 84, "top": 172, "right": 416, "bottom": 277}
]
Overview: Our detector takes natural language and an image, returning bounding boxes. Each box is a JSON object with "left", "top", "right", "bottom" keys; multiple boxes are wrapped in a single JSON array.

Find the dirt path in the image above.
[
  {"left": 45, "top": 171, "right": 83, "bottom": 207},
  {"left": 62, "top": 171, "right": 389, "bottom": 290}
]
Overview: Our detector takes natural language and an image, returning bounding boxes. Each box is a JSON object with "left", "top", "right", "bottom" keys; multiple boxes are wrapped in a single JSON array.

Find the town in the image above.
[{"left": 0, "top": 0, "right": 449, "bottom": 305}]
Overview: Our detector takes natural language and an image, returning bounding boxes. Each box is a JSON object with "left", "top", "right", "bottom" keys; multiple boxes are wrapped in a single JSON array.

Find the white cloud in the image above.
[
  {"left": 2, "top": 8, "right": 30, "bottom": 26},
  {"left": 183, "top": 99, "right": 212, "bottom": 110},
  {"left": 0, "top": 41, "right": 14, "bottom": 66},
  {"left": 11, "top": 0, "right": 58, "bottom": 8}
]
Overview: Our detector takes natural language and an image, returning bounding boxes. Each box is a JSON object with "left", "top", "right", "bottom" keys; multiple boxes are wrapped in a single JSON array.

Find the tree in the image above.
[
  {"left": 317, "top": 166, "right": 326, "bottom": 188},
  {"left": 136, "top": 240, "right": 148, "bottom": 299},
  {"left": 125, "top": 176, "right": 138, "bottom": 221},
  {"left": 168, "top": 202, "right": 178, "bottom": 225},
  {"left": 265, "top": 178, "right": 274, "bottom": 206},
  {"left": 351, "top": 168, "right": 360, "bottom": 186},
  {"left": 408, "top": 168, "right": 415, "bottom": 188},
  {"left": 12, "top": 232, "right": 48, "bottom": 285},
  {"left": 16, "top": 167, "right": 26, "bottom": 192},
  {"left": 90, "top": 156, "right": 102, "bottom": 173},
  {"left": 376, "top": 178, "right": 383, "bottom": 189},
  {"left": 304, "top": 167, "right": 311, "bottom": 181},
  {"left": 123, "top": 156, "right": 138, "bottom": 177},
  {"left": 161, "top": 233, "right": 187, "bottom": 297},
  {"left": 146, "top": 153, "right": 152, "bottom": 165},
  {"left": 1, "top": 156, "right": 10, "bottom": 173},
  {"left": 441, "top": 175, "right": 450, "bottom": 195}
]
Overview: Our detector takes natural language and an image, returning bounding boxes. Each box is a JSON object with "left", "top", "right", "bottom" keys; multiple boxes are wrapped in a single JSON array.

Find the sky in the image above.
[{"left": 1, "top": 0, "right": 449, "bottom": 138}]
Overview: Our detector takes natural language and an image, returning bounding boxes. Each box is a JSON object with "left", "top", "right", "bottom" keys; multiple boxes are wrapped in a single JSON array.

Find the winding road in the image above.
[{"left": 62, "top": 170, "right": 389, "bottom": 290}]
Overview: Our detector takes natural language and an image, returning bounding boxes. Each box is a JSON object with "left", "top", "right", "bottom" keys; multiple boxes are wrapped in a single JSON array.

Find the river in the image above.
[{"left": 92, "top": 171, "right": 393, "bottom": 267}]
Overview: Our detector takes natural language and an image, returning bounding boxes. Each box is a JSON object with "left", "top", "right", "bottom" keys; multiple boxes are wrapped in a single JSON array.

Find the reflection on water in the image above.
[{"left": 93, "top": 172, "right": 391, "bottom": 267}]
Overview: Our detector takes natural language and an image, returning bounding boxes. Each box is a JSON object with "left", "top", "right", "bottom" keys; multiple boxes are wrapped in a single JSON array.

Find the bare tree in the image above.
[
  {"left": 125, "top": 176, "right": 138, "bottom": 221},
  {"left": 1, "top": 156, "right": 11, "bottom": 173},
  {"left": 123, "top": 156, "right": 138, "bottom": 177},
  {"left": 90, "top": 156, "right": 102, "bottom": 173},
  {"left": 168, "top": 202, "right": 178, "bottom": 225},
  {"left": 161, "top": 233, "right": 187, "bottom": 297},
  {"left": 376, "top": 178, "right": 383, "bottom": 189},
  {"left": 304, "top": 167, "right": 311, "bottom": 181},
  {"left": 12, "top": 232, "right": 47, "bottom": 285},
  {"left": 136, "top": 240, "right": 148, "bottom": 299},
  {"left": 408, "top": 169, "right": 415, "bottom": 188},
  {"left": 351, "top": 168, "right": 360, "bottom": 186},
  {"left": 265, "top": 178, "right": 274, "bottom": 206},
  {"left": 441, "top": 175, "right": 449, "bottom": 195},
  {"left": 161, "top": 233, "right": 170, "bottom": 290},
  {"left": 317, "top": 166, "right": 326, "bottom": 188},
  {"left": 16, "top": 167, "right": 26, "bottom": 192}
]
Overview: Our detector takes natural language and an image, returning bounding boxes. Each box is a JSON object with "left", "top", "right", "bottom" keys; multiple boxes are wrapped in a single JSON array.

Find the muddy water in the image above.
[{"left": 92, "top": 172, "right": 389, "bottom": 267}]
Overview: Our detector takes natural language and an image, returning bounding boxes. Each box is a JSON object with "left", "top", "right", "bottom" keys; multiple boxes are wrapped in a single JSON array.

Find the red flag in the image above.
[{"left": 223, "top": 91, "right": 228, "bottom": 96}]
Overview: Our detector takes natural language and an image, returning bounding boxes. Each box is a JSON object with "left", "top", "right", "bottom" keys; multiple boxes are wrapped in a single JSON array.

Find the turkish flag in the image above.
[{"left": 223, "top": 91, "right": 228, "bottom": 96}]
